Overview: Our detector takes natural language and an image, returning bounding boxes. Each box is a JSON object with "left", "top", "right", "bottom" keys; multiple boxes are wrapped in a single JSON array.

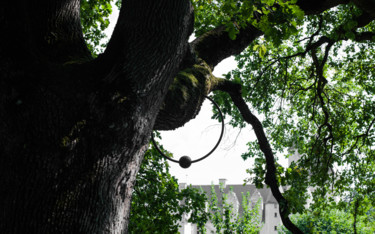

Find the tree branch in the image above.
[
  {"left": 354, "top": 32, "right": 375, "bottom": 42},
  {"left": 154, "top": 0, "right": 375, "bottom": 131},
  {"left": 297, "top": 0, "right": 350, "bottom": 15},
  {"left": 190, "top": 0, "right": 350, "bottom": 69},
  {"left": 213, "top": 79, "right": 303, "bottom": 233},
  {"left": 342, "top": 117, "right": 375, "bottom": 156},
  {"left": 96, "top": 0, "right": 194, "bottom": 100},
  {"left": 191, "top": 25, "right": 263, "bottom": 69}
]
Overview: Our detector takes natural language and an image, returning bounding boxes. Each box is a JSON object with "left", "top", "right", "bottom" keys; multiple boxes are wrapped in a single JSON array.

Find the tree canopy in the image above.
[
  {"left": 190, "top": 1, "right": 375, "bottom": 232},
  {"left": 2, "top": 0, "right": 375, "bottom": 232}
]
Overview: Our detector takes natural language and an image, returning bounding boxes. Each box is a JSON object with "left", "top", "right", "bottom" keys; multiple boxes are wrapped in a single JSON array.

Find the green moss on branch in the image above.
[{"left": 154, "top": 60, "right": 220, "bottom": 130}]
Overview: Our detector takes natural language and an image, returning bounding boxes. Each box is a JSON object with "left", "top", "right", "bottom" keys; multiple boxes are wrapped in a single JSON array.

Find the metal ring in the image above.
[{"left": 151, "top": 95, "right": 224, "bottom": 168}]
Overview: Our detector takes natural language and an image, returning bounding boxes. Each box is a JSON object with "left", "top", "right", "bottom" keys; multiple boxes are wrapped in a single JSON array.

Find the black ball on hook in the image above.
[
  {"left": 179, "top": 156, "right": 192, "bottom": 168},
  {"left": 151, "top": 95, "right": 224, "bottom": 169}
]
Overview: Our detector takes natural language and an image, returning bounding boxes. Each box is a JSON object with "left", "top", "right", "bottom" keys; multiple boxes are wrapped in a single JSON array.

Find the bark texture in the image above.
[{"left": 0, "top": 0, "right": 193, "bottom": 233}]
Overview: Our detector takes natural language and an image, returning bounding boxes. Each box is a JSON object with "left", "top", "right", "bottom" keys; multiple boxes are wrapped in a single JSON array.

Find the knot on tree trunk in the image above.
[{"left": 154, "top": 60, "right": 217, "bottom": 131}]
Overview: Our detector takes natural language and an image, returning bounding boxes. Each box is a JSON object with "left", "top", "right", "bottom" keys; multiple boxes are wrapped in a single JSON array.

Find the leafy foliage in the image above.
[
  {"left": 279, "top": 185, "right": 375, "bottom": 233},
  {"left": 192, "top": 0, "right": 304, "bottom": 43},
  {"left": 280, "top": 207, "right": 375, "bottom": 234},
  {"left": 81, "top": 0, "right": 115, "bottom": 55},
  {"left": 200, "top": 0, "right": 375, "bottom": 220},
  {"left": 128, "top": 144, "right": 209, "bottom": 233},
  {"left": 206, "top": 184, "right": 263, "bottom": 233}
]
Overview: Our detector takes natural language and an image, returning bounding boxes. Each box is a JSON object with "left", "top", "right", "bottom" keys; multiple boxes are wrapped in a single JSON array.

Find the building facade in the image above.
[{"left": 178, "top": 179, "right": 283, "bottom": 233}]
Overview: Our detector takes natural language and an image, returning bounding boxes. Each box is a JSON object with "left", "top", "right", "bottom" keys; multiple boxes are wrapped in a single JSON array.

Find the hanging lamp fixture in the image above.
[{"left": 151, "top": 95, "right": 224, "bottom": 169}]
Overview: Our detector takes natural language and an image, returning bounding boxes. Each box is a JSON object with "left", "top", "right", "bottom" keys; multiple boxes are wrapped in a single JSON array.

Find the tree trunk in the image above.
[{"left": 0, "top": 0, "right": 193, "bottom": 233}]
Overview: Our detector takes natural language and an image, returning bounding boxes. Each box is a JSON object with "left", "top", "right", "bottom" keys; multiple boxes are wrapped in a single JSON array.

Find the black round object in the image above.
[{"left": 179, "top": 156, "right": 192, "bottom": 168}]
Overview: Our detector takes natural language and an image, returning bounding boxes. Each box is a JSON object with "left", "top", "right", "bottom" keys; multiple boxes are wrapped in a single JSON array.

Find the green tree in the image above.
[
  {"left": 280, "top": 208, "right": 375, "bottom": 234},
  {"left": 279, "top": 190, "right": 375, "bottom": 233},
  {"left": 207, "top": 184, "right": 263, "bottom": 233},
  {"left": 128, "top": 143, "right": 209, "bottom": 233},
  {"left": 80, "top": 0, "right": 114, "bottom": 54},
  {"left": 2, "top": 0, "right": 375, "bottom": 233}
]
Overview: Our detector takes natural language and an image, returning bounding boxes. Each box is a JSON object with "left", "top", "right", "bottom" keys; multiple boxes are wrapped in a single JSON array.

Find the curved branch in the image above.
[
  {"left": 191, "top": 25, "right": 263, "bottom": 69},
  {"left": 213, "top": 80, "right": 303, "bottom": 234}
]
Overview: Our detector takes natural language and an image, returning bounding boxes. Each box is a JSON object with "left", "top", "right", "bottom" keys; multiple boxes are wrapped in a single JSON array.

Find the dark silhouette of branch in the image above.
[
  {"left": 342, "top": 117, "right": 375, "bottom": 156},
  {"left": 191, "top": 25, "right": 263, "bottom": 69},
  {"left": 213, "top": 79, "right": 303, "bottom": 234}
]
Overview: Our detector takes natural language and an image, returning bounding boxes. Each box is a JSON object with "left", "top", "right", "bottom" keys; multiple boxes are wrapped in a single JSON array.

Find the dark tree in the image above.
[
  {"left": 1, "top": 0, "right": 193, "bottom": 232},
  {"left": 1, "top": 0, "right": 375, "bottom": 233}
]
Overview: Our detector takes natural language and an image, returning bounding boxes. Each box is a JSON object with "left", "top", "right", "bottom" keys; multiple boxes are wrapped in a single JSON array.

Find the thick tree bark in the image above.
[{"left": 0, "top": 0, "right": 193, "bottom": 233}]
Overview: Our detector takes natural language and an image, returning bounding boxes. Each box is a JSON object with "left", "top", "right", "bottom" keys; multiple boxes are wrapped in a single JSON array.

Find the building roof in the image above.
[{"left": 185, "top": 180, "right": 278, "bottom": 216}]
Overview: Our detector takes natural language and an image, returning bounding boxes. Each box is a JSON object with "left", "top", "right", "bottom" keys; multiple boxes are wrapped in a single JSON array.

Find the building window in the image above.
[
  {"left": 274, "top": 226, "right": 278, "bottom": 231},
  {"left": 274, "top": 204, "right": 277, "bottom": 209},
  {"left": 275, "top": 212, "right": 277, "bottom": 217}
]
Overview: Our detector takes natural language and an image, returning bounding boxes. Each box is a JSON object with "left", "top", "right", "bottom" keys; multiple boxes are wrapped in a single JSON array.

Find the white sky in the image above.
[
  {"left": 163, "top": 58, "right": 256, "bottom": 185},
  {"left": 105, "top": 7, "right": 287, "bottom": 186}
]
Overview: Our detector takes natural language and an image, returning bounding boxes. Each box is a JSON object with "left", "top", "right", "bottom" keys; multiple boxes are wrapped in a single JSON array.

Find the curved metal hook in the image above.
[{"left": 151, "top": 95, "right": 224, "bottom": 168}]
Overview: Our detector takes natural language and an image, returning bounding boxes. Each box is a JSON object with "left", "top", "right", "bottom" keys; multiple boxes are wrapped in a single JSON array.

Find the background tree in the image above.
[
  {"left": 1, "top": 0, "right": 375, "bottom": 233},
  {"left": 192, "top": 0, "right": 375, "bottom": 232},
  {"left": 80, "top": 0, "right": 114, "bottom": 54},
  {"left": 128, "top": 143, "right": 208, "bottom": 233},
  {"left": 279, "top": 207, "right": 375, "bottom": 233},
  {"left": 207, "top": 184, "right": 263, "bottom": 234}
]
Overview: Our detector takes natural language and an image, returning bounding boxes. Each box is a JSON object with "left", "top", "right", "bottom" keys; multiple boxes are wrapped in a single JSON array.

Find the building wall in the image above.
[
  {"left": 178, "top": 180, "right": 282, "bottom": 233},
  {"left": 227, "top": 191, "right": 239, "bottom": 218},
  {"left": 181, "top": 222, "right": 192, "bottom": 234},
  {"left": 178, "top": 212, "right": 191, "bottom": 234},
  {"left": 260, "top": 203, "right": 280, "bottom": 234}
]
